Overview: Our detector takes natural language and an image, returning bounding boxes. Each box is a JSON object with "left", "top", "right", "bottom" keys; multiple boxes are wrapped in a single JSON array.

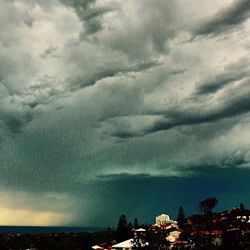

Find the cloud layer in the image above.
[{"left": 0, "top": 0, "right": 250, "bottom": 226}]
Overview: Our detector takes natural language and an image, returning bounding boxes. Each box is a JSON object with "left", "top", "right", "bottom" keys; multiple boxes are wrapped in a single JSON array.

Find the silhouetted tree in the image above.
[
  {"left": 134, "top": 217, "right": 139, "bottom": 229},
  {"left": 199, "top": 197, "right": 218, "bottom": 215},
  {"left": 177, "top": 206, "right": 186, "bottom": 229},
  {"left": 117, "top": 214, "right": 127, "bottom": 230},
  {"left": 127, "top": 222, "right": 133, "bottom": 231},
  {"left": 196, "top": 197, "right": 219, "bottom": 247},
  {"left": 240, "top": 202, "right": 245, "bottom": 211},
  {"left": 116, "top": 215, "right": 132, "bottom": 242}
]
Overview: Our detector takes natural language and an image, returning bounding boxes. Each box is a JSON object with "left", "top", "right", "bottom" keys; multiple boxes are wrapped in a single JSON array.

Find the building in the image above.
[
  {"left": 156, "top": 214, "right": 170, "bottom": 226},
  {"left": 155, "top": 213, "right": 177, "bottom": 228},
  {"left": 111, "top": 239, "right": 134, "bottom": 250}
]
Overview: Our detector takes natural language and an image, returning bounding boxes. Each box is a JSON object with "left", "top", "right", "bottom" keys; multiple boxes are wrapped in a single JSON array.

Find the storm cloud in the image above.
[
  {"left": 193, "top": 0, "right": 250, "bottom": 36},
  {"left": 0, "top": 0, "right": 250, "bottom": 227}
]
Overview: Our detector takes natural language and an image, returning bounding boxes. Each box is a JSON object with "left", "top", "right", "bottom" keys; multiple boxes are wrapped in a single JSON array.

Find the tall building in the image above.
[{"left": 156, "top": 214, "right": 171, "bottom": 226}]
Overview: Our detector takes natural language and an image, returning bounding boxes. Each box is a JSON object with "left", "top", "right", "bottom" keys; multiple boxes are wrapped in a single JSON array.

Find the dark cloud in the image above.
[
  {"left": 83, "top": 17, "right": 103, "bottom": 35},
  {"left": 69, "top": 60, "right": 161, "bottom": 90},
  {"left": 39, "top": 46, "right": 59, "bottom": 59},
  {"left": 59, "top": 0, "right": 114, "bottom": 35},
  {"left": 102, "top": 0, "right": 180, "bottom": 60},
  {"left": 197, "top": 74, "right": 243, "bottom": 95},
  {"left": 21, "top": 10, "right": 34, "bottom": 28},
  {"left": 148, "top": 90, "right": 250, "bottom": 134},
  {"left": 0, "top": 0, "right": 250, "bottom": 226},
  {"left": 196, "top": 58, "right": 250, "bottom": 95},
  {"left": 59, "top": 0, "right": 95, "bottom": 9},
  {"left": 80, "top": 6, "right": 114, "bottom": 35},
  {"left": 96, "top": 173, "right": 151, "bottom": 180},
  {"left": 1, "top": 111, "right": 33, "bottom": 134},
  {"left": 4, "top": 117, "right": 29, "bottom": 134},
  {"left": 193, "top": 0, "right": 250, "bottom": 36},
  {"left": 128, "top": 61, "right": 162, "bottom": 72},
  {"left": 103, "top": 79, "right": 250, "bottom": 138}
]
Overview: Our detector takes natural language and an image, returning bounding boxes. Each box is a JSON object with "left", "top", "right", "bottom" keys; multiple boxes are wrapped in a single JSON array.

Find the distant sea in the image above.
[{"left": 0, "top": 226, "right": 104, "bottom": 234}]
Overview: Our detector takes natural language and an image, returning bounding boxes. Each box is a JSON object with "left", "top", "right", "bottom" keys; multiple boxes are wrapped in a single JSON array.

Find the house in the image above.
[
  {"left": 112, "top": 238, "right": 149, "bottom": 250},
  {"left": 111, "top": 239, "right": 134, "bottom": 250},
  {"left": 134, "top": 228, "right": 146, "bottom": 237},
  {"left": 169, "top": 229, "right": 182, "bottom": 239},
  {"left": 92, "top": 246, "right": 104, "bottom": 250}
]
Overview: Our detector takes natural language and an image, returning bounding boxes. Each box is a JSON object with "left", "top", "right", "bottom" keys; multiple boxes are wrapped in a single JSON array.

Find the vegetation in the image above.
[
  {"left": 198, "top": 197, "right": 218, "bottom": 215},
  {"left": 177, "top": 206, "right": 186, "bottom": 229}
]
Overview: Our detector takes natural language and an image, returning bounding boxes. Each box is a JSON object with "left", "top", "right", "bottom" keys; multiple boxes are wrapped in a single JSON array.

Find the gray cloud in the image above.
[
  {"left": 0, "top": 85, "right": 33, "bottom": 134},
  {"left": 80, "top": 6, "right": 114, "bottom": 36},
  {"left": 59, "top": 0, "right": 114, "bottom": 36},
  {"left": 100, "top": 0, "right": 181, "bottom": 60},
  {"left": 0, "top": 110, "right": 32, "bottom": 134},
  {"left": 3, "top": 113, "right": 32, "bottom": 134},
  {"left": 69, "top": 60, "right": 161, "bottom": 90},
  {"left": 102, "top": 78, "right": 250, "bottom": 138},
  {"left": 59, "top": 0, "right": 95, "bottom": 10},
  {"left": 96, "top": 173, "right": 151, "bottom": 181},
  {"left": 151, "top": 89, "right": 250, "bottom": 133},
  {"left": 0, "top": 0, "right": 250, "bottom": 226},
  {"left": 193, "top": 0, "right": 250, "bottom": 37},
  {"left": 196, "top": 58, "right": 250, "bottom": 95},
  {"left": 21, "top": 10, "right": 34, "bottom": 28},
  {"left": 39, "top": 46, "right": 59, "bottom": 59}
]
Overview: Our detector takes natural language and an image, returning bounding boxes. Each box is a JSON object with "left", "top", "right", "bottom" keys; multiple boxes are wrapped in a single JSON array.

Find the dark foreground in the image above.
[
  {"left": 1, "top": 229, "right": 250, "bottom": 250},
  {"left": 0, "top": 231, "right": 114, "bottom": 250}
]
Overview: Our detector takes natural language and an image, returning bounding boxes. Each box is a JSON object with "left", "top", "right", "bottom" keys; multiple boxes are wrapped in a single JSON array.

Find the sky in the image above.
[{"left": 0, "top": 0, "right": 250, "bottom": 227}]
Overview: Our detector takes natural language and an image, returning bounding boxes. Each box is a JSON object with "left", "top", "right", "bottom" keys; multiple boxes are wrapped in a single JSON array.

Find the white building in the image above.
[
  {"left": 156, "top": 214, "right": 171, "bottom": 226},
  {"left": 155, "top": 213, "right": 178, "bottom": 228},
  {"left": 112, "top": 238, "right": 148, "bottom": 250},
  {"left": 111, "top": 239, "right": 134, "bottom": 250}
]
